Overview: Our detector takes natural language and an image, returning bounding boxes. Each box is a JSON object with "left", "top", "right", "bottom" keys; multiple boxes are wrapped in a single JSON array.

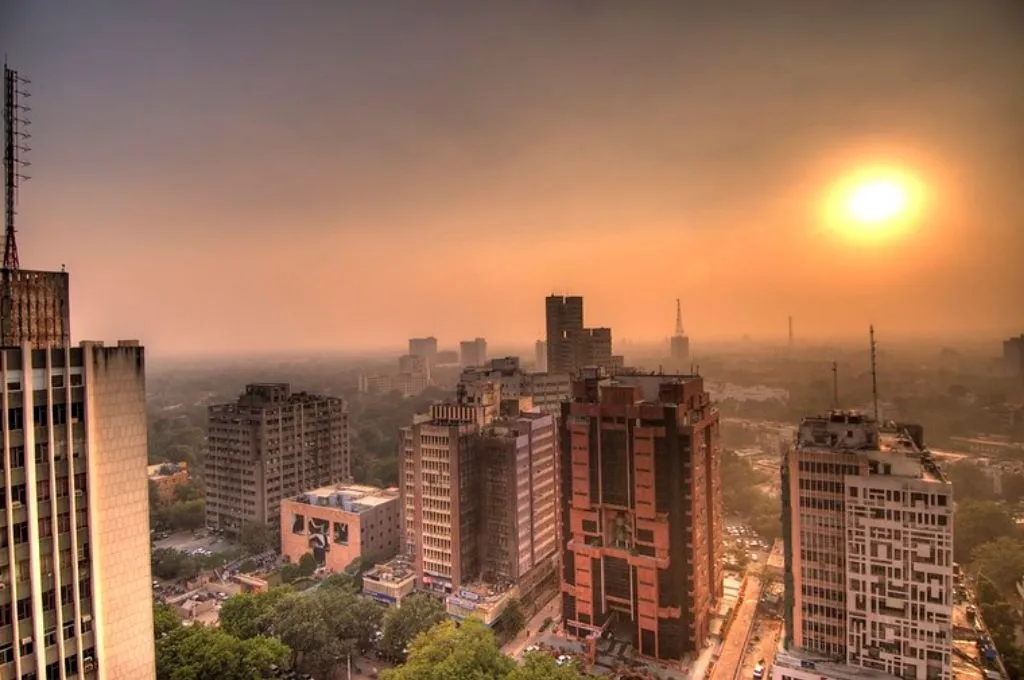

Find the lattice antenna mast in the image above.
[
  {"left": 674, "top": 298, "right": 683, "bottom": 336},
  {"left": 831, "top": 361, "right": 839, "bottom": 409},
  {"left": 869, "top": 325, "right": 879, "bottom": 421},
  {"left": 3, "top": 62, "right": 31, "bottom": 271}
]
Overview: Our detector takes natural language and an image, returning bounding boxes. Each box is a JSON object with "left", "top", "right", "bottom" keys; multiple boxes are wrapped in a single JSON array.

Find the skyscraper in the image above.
[
  {"left": 1, "top": 62, "right": 155, "bottom": 680},
  {"left": 777, "top": 410, "right": 953, "bottom": 680},
  {"left": 400, "top": 380, "right": 560, "bottom": 607},
  {"left": 544, "top": 295, "right": 613, "bottom": 375},
  {"left": 558, "top": 369, "right": 721, "bottom": 661},
  {"left": 204, "top": 384, "right": 350, "bottom": 534}
]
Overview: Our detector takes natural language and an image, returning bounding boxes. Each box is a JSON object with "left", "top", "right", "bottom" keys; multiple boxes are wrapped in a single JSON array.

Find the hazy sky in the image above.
[{"left": 3, "top": 1, "right": 1022, "bottom": 356}]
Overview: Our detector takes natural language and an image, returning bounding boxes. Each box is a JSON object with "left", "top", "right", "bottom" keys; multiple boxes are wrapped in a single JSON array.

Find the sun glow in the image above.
[{"left": 823, "top": 166, "right": 926, "bottom": 243}]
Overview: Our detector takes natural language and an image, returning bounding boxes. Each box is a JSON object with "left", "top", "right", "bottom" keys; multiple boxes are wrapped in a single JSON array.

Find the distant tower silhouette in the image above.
[
  {"left": 788, "top": 315, "right": 794, "bottom": 346},
  {"left": 670, "top": 298, "right": 690, "bottom": 366}
]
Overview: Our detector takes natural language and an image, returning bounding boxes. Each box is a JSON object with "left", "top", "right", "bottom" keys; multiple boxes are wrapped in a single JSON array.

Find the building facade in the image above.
[
  {"left": 280, "top": 484, "right": 401, "bottom": 573},
  {"left": 459, "top": 357, "right": 571, "bottom": 415},
  {"left": 534, "top": 340, "right": 547, "bottom": 372},
  {"left": 459, "top": 338, "right": 487, "bottom": 368},
  {"left": 400, "top": 381, "right": 560, "bottom": 609},
  {"left": 1, "top": 341, "right": 155, "bottom": 680},
  {"left": 558, "top": 370, "right": 722, "bottom": 661},
  {"left": 0, "top": 269, "right": 71, "bottom": 350},
  {"left": 204, "top": 384, "right": 350, "bottom": 534},
  {"left": 545, "top": 295, "right": 614, "bottom": 375},
  {"left": 408, "top": 337, "right": 438, "bottom": 365},
  {"left": 780, "top": 410, "right": 954, "bottom": 680}
]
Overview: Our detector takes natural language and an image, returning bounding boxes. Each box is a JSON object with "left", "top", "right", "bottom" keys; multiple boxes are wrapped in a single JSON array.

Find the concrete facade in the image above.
[
  {"left": 0, "top": 341, "right": 155, "bottom": 680},
  {"left": 545, "top": 295, "right": 614, "bottom": 375},
  {"left": 459, "top": 357, "right": 571, "bottom": 416},
  {"left": 558, "top": 370, "right": 722, "bottom": 662},
  {"left": 459, "top": 338, "right": 487, "bottom": 368},
  {"left": 279, "top": 484, "right": 401, "bottom": 573},
  {"left": 781, "top": 411, "right": 954, "bottom": 680},
  {"left": 204, "top": 384, "right": 350, "bottom": 534}
]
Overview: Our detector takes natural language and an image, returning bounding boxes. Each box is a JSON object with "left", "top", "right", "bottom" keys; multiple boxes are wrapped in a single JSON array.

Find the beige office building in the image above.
[
  {"left": 1, "top": 341, "right": 154, "bottom": 680},
  {"left": 204, "top": 384, "right": 350, "bottom": 534},
  {"left": 780, "top": 411, "right": 954, "bottom": 680}
]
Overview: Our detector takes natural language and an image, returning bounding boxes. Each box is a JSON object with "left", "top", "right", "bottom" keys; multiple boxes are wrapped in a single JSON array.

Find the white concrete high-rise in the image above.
[
  {"left": 778, "top": 411, "right": 954, "bottom": 680},
  {"left": 1, "top": 341, "right": 155, "bottom": 680}
]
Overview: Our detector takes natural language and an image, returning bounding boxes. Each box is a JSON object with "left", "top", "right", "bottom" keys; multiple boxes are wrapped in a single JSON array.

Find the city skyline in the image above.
[{"left": 3, "top": 1, "right": 1022, "bottom": 356}]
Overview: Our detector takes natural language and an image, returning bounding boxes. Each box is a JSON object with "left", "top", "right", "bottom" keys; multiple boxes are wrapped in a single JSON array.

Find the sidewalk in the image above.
[{"left": 503, "top": 593, "right": 562, "bottom": 659}]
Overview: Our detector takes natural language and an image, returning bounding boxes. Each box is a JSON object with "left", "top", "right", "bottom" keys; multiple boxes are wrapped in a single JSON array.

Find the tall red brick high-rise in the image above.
[{"left": 558, "top": 369, "right": 721, "bottom": 661}]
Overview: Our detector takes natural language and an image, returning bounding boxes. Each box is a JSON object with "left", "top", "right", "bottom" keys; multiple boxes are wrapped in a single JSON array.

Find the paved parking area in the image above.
[
  {"left": 153, "top": 531, "right": 236, "bottom": 555},
  {"left": 712, "top": 575, "right": 762, "bottom": 680}
]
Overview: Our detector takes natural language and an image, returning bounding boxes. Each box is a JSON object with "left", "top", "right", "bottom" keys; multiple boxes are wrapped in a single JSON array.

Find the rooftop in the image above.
[
  {"left": 363, "top": 556, "right": 416, "bottom": 584},
  {"left": 773, "top": 648, "right": 897, "bottom": 680},
  {"left": 290, "top": 484, "right": 399, "bottom": 512}
]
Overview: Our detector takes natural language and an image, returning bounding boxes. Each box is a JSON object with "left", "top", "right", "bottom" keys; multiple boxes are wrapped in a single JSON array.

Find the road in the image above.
[
  {"left": 711, "top": 575, "right": 762, "bottom": 680},
  {"left": 740, "top": 616, "right": 781, "bottom": 680},
  {"left": 503, "top": 592, "right": 562, "bottom": 659}
]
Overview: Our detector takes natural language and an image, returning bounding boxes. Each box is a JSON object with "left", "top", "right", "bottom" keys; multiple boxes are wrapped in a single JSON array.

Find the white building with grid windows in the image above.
[{"left": 779, "top": 411, "right": 954, "bottom": 680}]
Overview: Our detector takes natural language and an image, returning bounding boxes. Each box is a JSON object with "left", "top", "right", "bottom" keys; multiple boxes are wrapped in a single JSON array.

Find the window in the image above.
[
  {"left": 32, "top": 404, "right": 48, "bottom": 427},
  {"left": 0, "top": 643, "right": 12, "bottom": 664},
  {"left": 51, "top": 375, "right": 65, "bottom": 389},
  {"left": 10, "top": 446, "right": 25, "bottom": 469},
  {"left": 20, "top": 637, "right": 34, "bottom": 656},
  {"left": 17, "top": 597, "right": 31, "bottom": 620}
]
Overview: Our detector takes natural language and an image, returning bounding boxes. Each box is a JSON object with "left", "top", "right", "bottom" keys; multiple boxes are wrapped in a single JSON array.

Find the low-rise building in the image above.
[
  {"left": 280, "top": 484, "right": 401, "bottom": 573},
  {"left": 446, "top": 582, "right": 519, "bottom": 627},
  {"left": 148, "top": 461, "right": 191, "bottom": 502},
  {"left": 362, "top": 556, "right": 417, "bottom": 608}
]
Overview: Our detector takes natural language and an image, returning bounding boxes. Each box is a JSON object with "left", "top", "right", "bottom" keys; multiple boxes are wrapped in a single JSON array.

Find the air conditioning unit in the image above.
[{"left": 84, "top": 657, "right": 96, "bottom": 672}]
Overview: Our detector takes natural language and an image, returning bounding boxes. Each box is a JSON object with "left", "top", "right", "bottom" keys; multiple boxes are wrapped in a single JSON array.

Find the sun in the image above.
[
  {"left": 846, "top": 179, "right": 908, "bottom": 225},
  {"left": 822, "top": 166, "right": 925, "bottom": 242}
]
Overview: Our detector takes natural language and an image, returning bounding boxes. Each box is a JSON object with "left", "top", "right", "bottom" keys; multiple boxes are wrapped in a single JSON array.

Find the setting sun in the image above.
[
  {"left": 822, "top": 165, "right": 927, "bottom": 243},
  {"left": 846, "top": 179, "right": 908, "bottom": 224}
]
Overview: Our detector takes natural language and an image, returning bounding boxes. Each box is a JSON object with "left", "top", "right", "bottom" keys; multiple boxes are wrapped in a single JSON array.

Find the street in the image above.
[
  {"left": 503, "top": 592, "right": 562, "bottom": 659},
  {"left": 711, "top": 575, "right": 763, "bottom": 680}
]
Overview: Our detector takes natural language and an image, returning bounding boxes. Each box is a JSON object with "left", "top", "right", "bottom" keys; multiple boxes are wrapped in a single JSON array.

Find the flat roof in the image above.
[
  {"left": 290, "top": 483, "right": 399, "bottom": 512},
  {"left": 773, "top": 649, "right": 896, "bottom": 680}
]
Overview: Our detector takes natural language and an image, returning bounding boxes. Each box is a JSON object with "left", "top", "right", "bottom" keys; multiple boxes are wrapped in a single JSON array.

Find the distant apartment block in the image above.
[
  {"left": 459, "top": 338, "right": 487, "bottom": 368},
  {"left": 460, "top": 356, "right": 571, "bottom": 415},
  {"left": 0, "top": 341, "right": 155, "bottom": 680},
  {"left": 545, "top": 295, "right": 614, "bottom": 375},
  {"left": 280, "top": 484, "right": 401, "bottom": 573},
  {"left": 358, "top": 371, "right": 428, "bottom": 398},
  {"left": 408, "top": 337, "right": 438, "bottom": 365},
  {"left": 780, "top": 411, "right": 954, "bottom": 680},
  {"left": 1004, "top": 334, "right": 1024, "bottom": 379},
  {"left": 559, "top": 370, "right": 722, "bottom": 661},
  {"left": 399, "top": 381, "right": 560, "bottom": 616},
  {"left": 204, "top": 384, "right": 350, "bottom": 534},
  {"left": 147, "top": 461, "right": 190, "bottom": 503},
  {"left": 435, "top": 349, "right": 459, "bottom": 366},
  {"left": 535, "top": 340, "right": 547, "bottom": 372},
  {"left": 398, "top": 353, "right": 430, "bottom": 379}
]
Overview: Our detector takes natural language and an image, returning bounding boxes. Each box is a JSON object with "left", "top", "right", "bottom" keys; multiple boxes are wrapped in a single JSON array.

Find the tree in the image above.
[
  {"left": 320, "top": 571, "right": 360, "bottom": 593},
  {"left": 298, "top": 552, "right": 319, "bottom": 577},
  {"left": 379, "top": 593, "right": 447, "bottom": 662},
  {"left": 155, "top": 624, "right": 290, "bottom": 680},
  {"left": 501, "top": 598, "right": 526, "bottom": 635},
  {"left": 508, "top": 652, "right": 588, "bottom": 680},
  {"left": 383, "top": 618, "right": 515, "bottom": 680},
  {"left": 1003, "top": 473, "right": 1024, "bottom": 503},
  {"left": 219, "top": 587, "right": 294, "bottom": 640},
  {"left": 971, "top": 537, "right": 1024, "bottom": 595},
  {"left": 153, "top": 603, "right": 182, "bottom": 639},
  {"left": 954, "top": 500, "right": 1017, "bottom": 562},
  {"left": 240, "top": 521, "right": 275, "bottom": 554},
  {"left": 152, "top": 548, "right": 200, "bottom": 581}
]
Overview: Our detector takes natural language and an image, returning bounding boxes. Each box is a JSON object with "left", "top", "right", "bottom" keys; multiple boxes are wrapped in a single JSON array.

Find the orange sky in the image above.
[{"left": 5, "top": 2, "right": 1022, "bottom": 356}]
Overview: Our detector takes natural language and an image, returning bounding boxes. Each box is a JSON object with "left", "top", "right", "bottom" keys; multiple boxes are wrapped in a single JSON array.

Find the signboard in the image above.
[
  {"left": 368, "top": 592, "right": 396, "bottom": 605},
  {"left": 459, "top": 590, "right": 480, "bottom": 602}
]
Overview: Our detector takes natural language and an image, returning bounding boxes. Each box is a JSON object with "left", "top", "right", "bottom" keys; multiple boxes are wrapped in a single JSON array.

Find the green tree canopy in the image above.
[
  {"left": 240, "top": 521, "right": 275, "bottom": 554},
  {"left": 971, "top": 537, "right": 1024, "bottom": 595},
  {"left": 954, "top": 500, "right": 1017, "bottom": 561},
  {"left": 383, "top": 618, "right": 514, "bottom": 680},
  {"left": 945, "top": 462, "right": 996, "bottom": 502},
  {"left": 218, "top": 587, "right": 294, "bottom": 640},
  {"left": 155, "top": 624, "right": 289, "bottom": 680},
  {"left": 379, "top": 593, "right": 448, "bottom": 662},
  {"left": 508, "top": 652, "right": 588, "bottom": 680},
  {"left": 153, "top": 603, "right": 182, "bottom": 639}
]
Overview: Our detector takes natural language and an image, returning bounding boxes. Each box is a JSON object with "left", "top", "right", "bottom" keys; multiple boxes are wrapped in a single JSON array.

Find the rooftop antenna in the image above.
[
  {"left": 869, "top": 325, "right": 879, "bottom": 421},
  {"left": 831, "top": 361, "right": 839, "bottom": 409},
  {"left": 3, "top": 60, "right": 31, "bottom": 271},
  {"left": 674, "top": 298, "right": 684, "bottom": 336}
]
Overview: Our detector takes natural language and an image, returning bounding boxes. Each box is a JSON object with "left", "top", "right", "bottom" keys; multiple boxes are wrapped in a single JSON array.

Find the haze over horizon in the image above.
[{"left": 4, "top": 1, "right": 1022, "bottom": 357}]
